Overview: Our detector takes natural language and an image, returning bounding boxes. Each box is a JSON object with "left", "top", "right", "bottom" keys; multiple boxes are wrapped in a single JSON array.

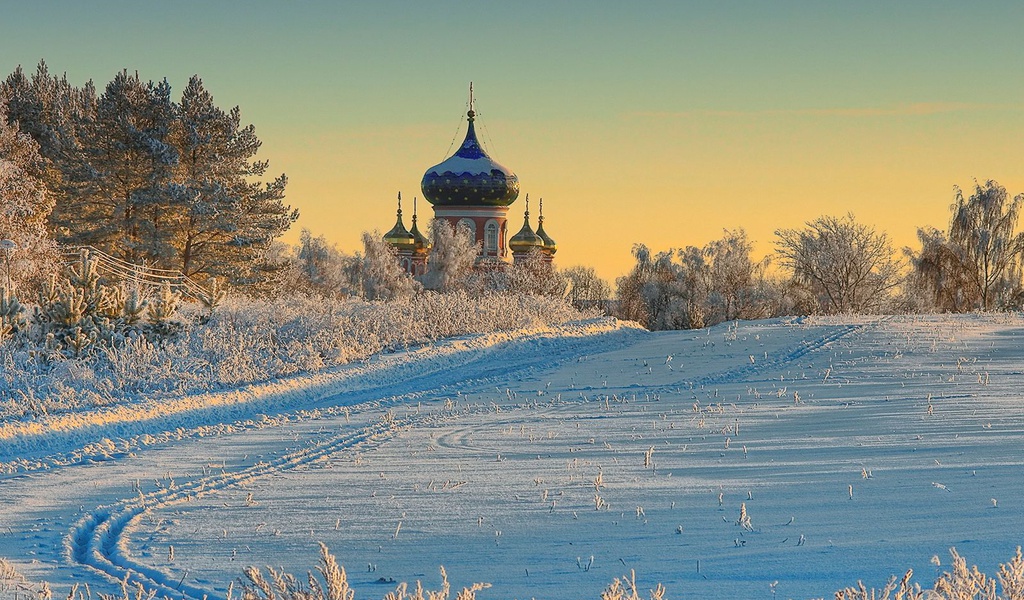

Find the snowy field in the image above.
[{"left": 2, "top": 315, "right": 1024, "bottom": 599}]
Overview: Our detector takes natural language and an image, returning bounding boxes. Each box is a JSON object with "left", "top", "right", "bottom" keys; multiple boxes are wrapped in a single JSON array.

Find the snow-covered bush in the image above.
[
  {"left": 0, "top": 287, "right": 587, "bottom": 418},
  {"left": 833, "top": 546, "right": 1024, "bottom": 600},
  {"left": 615, "top": 231, "right": 781, "bottom": 330},
  {"left": 350, "top": 232, "right": 421, "bottom": 300},
  {"left": 421, "top": 219, "right": 479, "bottom": 292},
  {"left": 241, "top": 543, "right": 490, "bottom": 600},
  {"left": 483, "top": 248, "right": 566, "bottom": 297}
]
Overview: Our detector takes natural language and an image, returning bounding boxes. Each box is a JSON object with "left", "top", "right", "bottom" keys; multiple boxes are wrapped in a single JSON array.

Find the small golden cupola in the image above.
[
  {"left": 409, "top": 196, "right": 430, "bottom": 252},
  {"left": 383, "top": 192, "right": 415, "bottom": 248},
  {"left": 509, "top": 194, "right": 545, "bottom": 262},
  {"left": 535, "top": 197, "right": 556, "bottom": 261}
]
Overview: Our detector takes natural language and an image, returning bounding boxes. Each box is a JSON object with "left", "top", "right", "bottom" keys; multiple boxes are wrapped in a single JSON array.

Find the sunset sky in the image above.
[{"left": 4, "top": 2, "right": 1024, "bottom": 281}]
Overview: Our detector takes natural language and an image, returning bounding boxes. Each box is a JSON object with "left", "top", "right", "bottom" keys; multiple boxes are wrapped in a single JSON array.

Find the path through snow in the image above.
[{"left": 2, "top": 315, "right": 1023, "bottom": 600}]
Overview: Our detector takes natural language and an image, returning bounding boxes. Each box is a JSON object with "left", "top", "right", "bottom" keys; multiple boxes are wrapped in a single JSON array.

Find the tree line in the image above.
[
  {"left": 4, "top": 61, "right": 1022, "bottom": 332},
  {"left": 0, "top": 61, "right": 296, "bottom": 289},
  {"left": 616, "top": 179, "right": 1024, "bottom": 330}
]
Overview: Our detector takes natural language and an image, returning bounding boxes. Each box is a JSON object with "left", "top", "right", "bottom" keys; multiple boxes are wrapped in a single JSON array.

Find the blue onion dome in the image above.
[
  {"left": 421, "top": 107, "right": 520, "bottom": 207},
  {"left": 409, "top": 197, "right": 430, "bottom": 250},
  {"left": 536, "top": 197, "right": 556, "bottom": 255},
  {"left": 383, "top": 193, "right": 415, "bottom": 247},
  {"left": 509, "top": 195, "right": 545, "bottom": 253}
]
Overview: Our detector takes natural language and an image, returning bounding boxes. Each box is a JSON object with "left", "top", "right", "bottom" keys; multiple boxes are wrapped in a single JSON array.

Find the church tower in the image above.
[
  {"left": 384, "top": 85, "right": 556, "bottom": 272},
  {"left": 420, "top": 84, "right": 519, "bottom": 262},
  {"left": 382, "top": 192, "right": 430, "bottom": 275}
]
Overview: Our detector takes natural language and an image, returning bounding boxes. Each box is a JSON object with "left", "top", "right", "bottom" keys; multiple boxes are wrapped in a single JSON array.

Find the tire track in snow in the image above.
[
  {"left": 694, "top": 322, "right": 869, "bottom": 386},
  {"left": 673, "top": 319, "right": 887, "bottom": 393},
  {"left": 63, "top": 322, "right": 650, "bottom": 599},
  {"left": 66, "top": 417, "right": 402, "bottom": 600},
  {"left": 1, "top": 319, "right": 646, "bottom": 474}
]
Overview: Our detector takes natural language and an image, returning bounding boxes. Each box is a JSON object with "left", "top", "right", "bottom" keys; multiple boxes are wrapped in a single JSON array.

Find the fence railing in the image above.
[{"left": 59, "top": 245, "right": 209, "bottom": 299}]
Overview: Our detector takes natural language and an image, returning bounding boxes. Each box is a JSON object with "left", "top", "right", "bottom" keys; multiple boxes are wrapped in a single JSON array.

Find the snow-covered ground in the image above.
[{"left": 2, "top": 315, "right": 1023, "bottom": 600}]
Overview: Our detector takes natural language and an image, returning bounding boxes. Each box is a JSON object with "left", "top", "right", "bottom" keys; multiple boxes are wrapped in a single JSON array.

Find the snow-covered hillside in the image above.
[{"left": 2, "top": 315, "right": 1023, "bottom": 600}]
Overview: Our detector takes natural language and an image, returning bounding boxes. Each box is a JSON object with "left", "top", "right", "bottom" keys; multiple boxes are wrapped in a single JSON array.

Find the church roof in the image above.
[
  {"left": 509, "top": 195, "right": 545, "bottom": 252},
  {"left": 421, "top": 87, "right": 519, "bottom": 207},
  {"left": 383, "top": 193, "right": 415, "bottom": 247},
  {"left": 536, "top": 198, "right": 557, "bottom": 255}
]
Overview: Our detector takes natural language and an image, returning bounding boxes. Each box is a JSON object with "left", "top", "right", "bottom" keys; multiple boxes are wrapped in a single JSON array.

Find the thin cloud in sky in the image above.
[{"left": 629, "top": 102, "right": 1024, "bottom": 119}]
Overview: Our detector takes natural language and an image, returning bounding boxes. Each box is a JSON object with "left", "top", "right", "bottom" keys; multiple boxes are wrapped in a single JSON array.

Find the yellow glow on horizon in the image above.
[
  {"left": 6, "top": 4, "right": 1024, "bottom": 287},
  {"left": 269, "top": 104, "right": 1024, "bottom": 285}
]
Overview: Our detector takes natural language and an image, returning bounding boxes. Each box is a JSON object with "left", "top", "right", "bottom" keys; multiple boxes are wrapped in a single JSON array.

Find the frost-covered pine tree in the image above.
[
  {"left": 170, "top": 75, "right": 296, "bottom": 283},
  {"left": 72, "top": 70, "right": 179, "bottom": 266},
  {"left": 147, "top": 281, "right": 181, "bottom": 336},
  {"left": 0, "top": 94, "right": 59, "bottom": 294},
  {"left": 0, "top": 287, "right": 26, "bottom": 339}
]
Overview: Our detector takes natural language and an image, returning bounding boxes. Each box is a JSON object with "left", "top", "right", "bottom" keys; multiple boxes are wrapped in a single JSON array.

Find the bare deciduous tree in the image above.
[
  {"left": 705, "top": 229, "right": 772, "bottom": 322},
  {"left": 775, "top": 214, "right": 900, "bottom": 314},
  {"left": 563, "top": 265, "right": 611, "bottom": 311}
]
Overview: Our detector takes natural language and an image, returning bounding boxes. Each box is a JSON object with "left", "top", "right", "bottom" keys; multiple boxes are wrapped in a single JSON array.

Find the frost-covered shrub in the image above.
[
  {"left": 352, "top": 232, "right": 421, "bottom": 300},
  {"left": 241, "top": 543, "right": 490, "bottom": 600},
  {"left": 488, "top": 249, "right": 567, "bottom": 297},
  {"left": 833, "top": 546, "right": 1024, "bottom": 600},
  {"left": 240, "top": 543, "right": 666, "bottom": 600},
  {"left": 600, "top": 571, "right": 666, "bottom": 600},
  {"left": 421, "top": 219, "right": 478, "bottom": 293},
  {"left": 615, "top": 232, "right": 781, "bottom": 330},
  {"left": 0, "top": 288, "right": 587, "bottom": 418}
]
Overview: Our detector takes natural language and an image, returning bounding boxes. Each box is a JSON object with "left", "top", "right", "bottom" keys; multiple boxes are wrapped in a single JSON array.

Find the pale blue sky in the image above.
[{"left": 4, "top": 2, "right": 1024, "bottom": 278}]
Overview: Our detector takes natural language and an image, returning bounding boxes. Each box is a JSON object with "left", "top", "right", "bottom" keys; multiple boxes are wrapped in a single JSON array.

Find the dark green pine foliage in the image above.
[
  {"left": 1, "top": 61, "right": 96, "bottom": 208},
  {"left": 1, "top": 62, "right": 296, "bottom": 288},
  {"left": 171, "top": 76, "right": 296, "bottom": 283},
  {"left": 75, "top": 70, "right": 178, "bottom": 265}
]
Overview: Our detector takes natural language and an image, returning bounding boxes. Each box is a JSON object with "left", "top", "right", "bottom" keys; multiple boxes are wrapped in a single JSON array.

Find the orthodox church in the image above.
[{"left": 383, "top": 87, "right": 556, "bottom": 274}]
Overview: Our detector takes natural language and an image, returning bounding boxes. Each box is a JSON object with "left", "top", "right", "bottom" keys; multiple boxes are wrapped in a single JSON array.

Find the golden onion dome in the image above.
[
  {"left": 383, "top": 193, "right": 415, "bottom": 247},
  {"left": 536, "top": 198, "right": 556, "bottom": 255},
  {"left": 509, "top": 196, "right": 545, "bottom": 253},
  {"left": 409, "top": 197, "right": 430, "bottom": 251}
]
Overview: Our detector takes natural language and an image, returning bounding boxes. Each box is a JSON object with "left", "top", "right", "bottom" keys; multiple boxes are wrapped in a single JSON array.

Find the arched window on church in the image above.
[{"left": 485, "top": 220, "right": 499, "bottom": 256}]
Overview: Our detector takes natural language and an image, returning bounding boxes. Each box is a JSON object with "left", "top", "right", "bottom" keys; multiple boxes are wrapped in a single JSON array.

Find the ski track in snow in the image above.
[
  {"left": 44, "top": 318, "right": 644, "bottom": 596},
  {"left": 0, "top": 319, "right": 640, "bottom": 473},
  {"left": 5, "top": 314, "right": 1021, "bottom": 600},
  {"left": 56, "top": 317, "right": 870, "bottom": 599},
  {"left": 66, "top": 419, "right": 400, "bottom": 599}
]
